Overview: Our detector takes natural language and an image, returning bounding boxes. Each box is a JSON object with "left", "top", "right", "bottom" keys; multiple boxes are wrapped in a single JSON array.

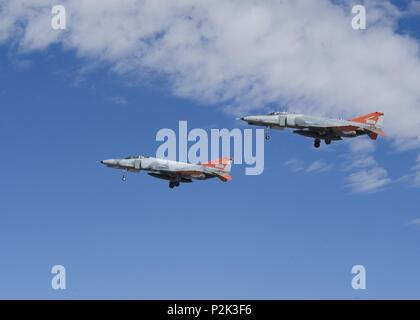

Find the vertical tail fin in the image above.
[
  {"left": 350, "top": 112, "right": 384, "bottom": 126},
  {"left": 350, "top": 112, "right": 385, "bottom": 139}
]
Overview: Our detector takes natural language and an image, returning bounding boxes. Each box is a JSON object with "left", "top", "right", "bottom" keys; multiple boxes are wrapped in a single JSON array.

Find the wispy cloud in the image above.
[
  {"left": 408, "top": 1, "right": 420, "bottom": 15},
  {"left": 346, "top": 167, "right": 391, "bottom": 193},
  {"left": 284, "top": 159, "right": 332, "bottom": 174},
  {"left": 11, "top": 58, "right": 32, "bottom": 70},
  {"left": 343, "top": 139, "right": 391, "bottom": 193},
  {"left": 105, "top": 96, "right": 128, "bottom": 105},
  {"left": 408, "top": 218, "right": 420, "bottom": 226},
  {"left": 399, "top": 153, "right": 420, "bottom": 188},
  {"left": 412, "top": 154, "right": 420, "bottom": 187},
  {"left": 306, "top": 160, "right": 333, "bottom": 173},
  {"left": 284, "top": 159, "right": 305, "bottom": 173},
  {"left": 348, "top": 139, "right": 376, "bottom": 155},
  {"left": 343, "top": 155, "right": 378, "bottom": 171}
]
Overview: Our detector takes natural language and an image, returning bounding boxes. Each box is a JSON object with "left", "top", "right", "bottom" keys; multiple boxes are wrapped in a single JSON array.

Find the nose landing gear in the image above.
[
  {"left": 265, "top": 128, "right": 271, "bottom": 140},
  {"left": 325, "top": 138, "right": 332, "bottom": 145},
  {"left": 314, "top": 139, "right": 321, "bottom": 148},
  {"left": 122, "top": 172, "right": 127, "bottom": 181}
]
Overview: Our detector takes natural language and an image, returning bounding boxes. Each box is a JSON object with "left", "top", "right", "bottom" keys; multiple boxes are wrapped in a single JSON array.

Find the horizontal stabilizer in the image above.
[
  {"left": 368, "top": 129, "right": 385, "bottom": 140},
  {"left": 216, "top": 173, "right": 233, "bottom": 182}
]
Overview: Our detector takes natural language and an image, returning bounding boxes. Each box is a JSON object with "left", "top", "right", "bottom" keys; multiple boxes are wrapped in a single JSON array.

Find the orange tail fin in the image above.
[
  {"left": 350, "top": 112, "right": 384, "bottom": 125},
  {"left": 351, "top": 112, "right": 385, "bottom": 139}
]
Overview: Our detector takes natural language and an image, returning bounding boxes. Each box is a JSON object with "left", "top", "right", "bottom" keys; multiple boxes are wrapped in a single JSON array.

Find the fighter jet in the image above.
[
  {"left": 241, "top": 111, "right": 384, "bottom": 148},
  {"left": 100, "top": 156, "right": 233, "bottom": 188}
]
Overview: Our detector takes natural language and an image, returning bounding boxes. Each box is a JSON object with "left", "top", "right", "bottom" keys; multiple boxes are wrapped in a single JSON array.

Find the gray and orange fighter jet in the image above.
[
  {"left": 100, "top": 156, "right": 232, "bottom": 188},
  {"left": 241, "top": 111, "right": 385, "bottom": 148}
]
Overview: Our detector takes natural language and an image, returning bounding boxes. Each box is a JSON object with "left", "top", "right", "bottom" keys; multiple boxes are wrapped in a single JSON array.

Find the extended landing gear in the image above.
[
  {"left": 314, "top": 139, "right": 321, "bottom": 148},
  {"left": 122, "top": 172, "right": 127, "bottom": 181},
  {"left": 265, "top": 128, "right": 271, "bottom": 140},
  {"left": 325, "top": 138, "right": 332, "bottom": 145},
  {"left": 169, "top": 181, "right": 180, "bottom": 189}
]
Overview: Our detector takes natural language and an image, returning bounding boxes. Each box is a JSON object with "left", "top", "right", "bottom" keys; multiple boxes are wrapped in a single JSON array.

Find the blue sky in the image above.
[{"left": 1, "top": 0, "right": 420, "bottom": 299}]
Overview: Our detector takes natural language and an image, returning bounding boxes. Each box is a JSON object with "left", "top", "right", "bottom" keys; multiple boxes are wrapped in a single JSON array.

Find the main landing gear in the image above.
[
  {"left": 169, "top": 181, "right": 180, "bottom": 189},
  {"left": 314, "top": 138, "right": 332, "bottom": 148},
  {"left": 122, "top": 172, "right": 127, "bottom": 181}
]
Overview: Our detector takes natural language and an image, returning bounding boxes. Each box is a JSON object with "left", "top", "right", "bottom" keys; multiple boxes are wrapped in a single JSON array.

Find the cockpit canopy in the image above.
[
  {"left": 268, "top": 111, "right": 290, "bottom": 115},
  {"left": 124, "top": 155, "right": 148, "bottom": 160}
]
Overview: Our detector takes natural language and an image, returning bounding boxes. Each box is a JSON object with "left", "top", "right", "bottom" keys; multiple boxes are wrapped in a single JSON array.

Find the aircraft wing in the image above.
[
  {"left": 303, "top": 117, "right": 383, "bottom": 136},
  {"left": 300, "top": 123, "right": 384, "bottom": 140},
  {"left": 299, "top": 120, "right": 369, "bottom": 135},
  {"left": 327, "top": 124, "right": 384, "bottom": 139},
  {"left": 293, "top": 126, "right": 344, "bottom": 140},
  {"left": 148, "top": 169, "right": 230, "bottom": 182},
  {"left": 304, "top": 122, "right": 359, "bottom": 132},
  {"left": 147, "top": 170, "right": 194, "bottom": 182},
  {"left": 147, "top": 169, "right": 213, "bottom": 182}
]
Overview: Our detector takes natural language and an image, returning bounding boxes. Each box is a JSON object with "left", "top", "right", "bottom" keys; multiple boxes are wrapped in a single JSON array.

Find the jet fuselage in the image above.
[
  {"left": 241, "top": 111, "right": 384, "bottom": 148},
  {"left": 100, "top": 156, "right": 232, "bottom": 188}
]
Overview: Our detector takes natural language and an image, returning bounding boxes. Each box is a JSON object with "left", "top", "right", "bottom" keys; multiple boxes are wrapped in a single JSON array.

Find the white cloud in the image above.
[
  {"left": 284, "top": 159, "right": 305, "bottom": 173},
  {"left": 400, "top": 153, "right": 420, "bottom": 187},
  {"left": 284, "top": 158, "right": 332, "bottom": 174},
  {"left": 1, "top": 0, "right": 420, "bottom": 150},
  {"left": 414, "top": 154, "right": 420, "bottom": 170},
  {"left": 306, "top": 160, "right": 332, "bottom": 173},
  {"left": 408, "top": 1, "right": 420, "bottom": 15},
  {"left": 346, "top": 167, "right": 391, "bottom": 193},
  {"left": 409, "top": 218, "right": 420, "bottom": 226},
  {"left": 11, "top": 58, "right": 32, "bottom": 70},
  {"left": 105, "top": 96, "right": 128, "bottom": 105},
  {"left": 344, "top": 155, "right": 378, "bottom": 171},
  {"left": 413, "top": 172, "right": 420, "bottom": 187},
  {"left": 348, "top": 139, "right": 376, "bottom": 155},
  {"left": 344, "top": 137, "right": 391, "bottom": 193}
]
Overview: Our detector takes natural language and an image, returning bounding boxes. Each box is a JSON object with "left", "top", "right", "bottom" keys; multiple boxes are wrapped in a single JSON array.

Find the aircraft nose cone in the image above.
[
  {"left": 242, "top": 115, "right": 278, "bottom": 126},
  {"left": 101, "top": 159, "right": 118, "bottom": 166},
  {"left": 242, "top": 116, "right": 259, "bottom": 123}
]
